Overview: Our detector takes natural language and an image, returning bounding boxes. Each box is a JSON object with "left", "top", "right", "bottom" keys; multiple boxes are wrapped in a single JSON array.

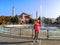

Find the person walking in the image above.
[{"left": 33, "top": 20, "right": 41, "bottom": 42}]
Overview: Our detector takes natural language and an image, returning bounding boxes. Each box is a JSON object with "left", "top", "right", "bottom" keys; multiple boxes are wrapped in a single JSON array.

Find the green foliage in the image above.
[
  {"left": 9, "top": 15, "right": 19, "bottom": 24},
  {"left": 38, "top": 16, "right": 41, "bottom": 20},
  {"left": 56, "top": 16, "right": 60, "bottom": 21},
  {"left": 44, "top": 19, "right": 48, "bottom": 24},
  {"left": 44, "top": 18, "right": 52, "bottom": 24},
  {"left": 29, "top": 18, "right": 34, "bottom": 24}
]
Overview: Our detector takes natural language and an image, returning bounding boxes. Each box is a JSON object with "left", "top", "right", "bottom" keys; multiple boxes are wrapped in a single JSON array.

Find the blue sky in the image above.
[
  {"left": 0, "top": 0, "right": 60, "bottom": 18},
  {"left": 42, "top": 0, "right": 60, "bottom": 19}
]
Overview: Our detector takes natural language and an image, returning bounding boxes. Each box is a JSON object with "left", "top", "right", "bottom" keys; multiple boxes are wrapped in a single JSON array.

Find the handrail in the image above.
[{"left": 2, "top": 26, "right": 60, "bottom": 39}]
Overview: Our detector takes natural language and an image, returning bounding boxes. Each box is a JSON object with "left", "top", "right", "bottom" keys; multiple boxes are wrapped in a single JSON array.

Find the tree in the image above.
[
  {"left": 0, "top": 16, "right": 11, "bottom": 25},
  {"left": 9, "top": 15, "right": 19, "bottom": 24},
  {"left": 44, "top": 18, "right": 52, "bottom": 24},
  {"left": 29, "top": 18, "right": 34, "bottom": 24},
  {"left": 38, "top": 16, "right": 41, "bottom": 20},
  {"left": 56, "top": 16, "right": 60, "bottom": 24},
  {"left": 14, "top": 15, "right": 19, "bottom": 23}
]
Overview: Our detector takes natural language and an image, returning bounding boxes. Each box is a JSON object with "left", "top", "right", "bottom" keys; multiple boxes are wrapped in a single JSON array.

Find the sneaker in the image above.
[
  {"left": 33, "top": 40, "right": 35, "bottom": 43},
  {"left": 35, "top": 40, "right": 39, "bottom": 42}
]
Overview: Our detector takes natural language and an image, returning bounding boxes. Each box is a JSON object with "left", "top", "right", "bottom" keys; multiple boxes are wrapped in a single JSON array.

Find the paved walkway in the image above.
[{"left": 0, "top": 33, "right": 60, "bottom": 45}]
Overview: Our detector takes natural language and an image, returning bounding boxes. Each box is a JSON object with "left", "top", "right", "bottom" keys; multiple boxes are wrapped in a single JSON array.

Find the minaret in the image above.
[
  {"left": 12, "top": 6, "right": 14, "bottom": 17},
  {"left": 36, "top": 11, "right": 38, "bottom": 19}
]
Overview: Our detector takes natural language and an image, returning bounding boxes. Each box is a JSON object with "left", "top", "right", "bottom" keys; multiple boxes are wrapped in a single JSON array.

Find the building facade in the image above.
[{"left": 19, "top": 12, "right": 32, "bottom": 24}]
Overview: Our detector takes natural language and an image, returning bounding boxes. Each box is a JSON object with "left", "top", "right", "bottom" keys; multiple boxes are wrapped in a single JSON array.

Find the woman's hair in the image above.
[
  {"left": 34, "top": 19, "right": 41, "bottom": 24},
  {"left": 34, "top": 19, "right": 41, "bottom": 26},
  {"left": 38, "top": 20, "right": 41, "bottom": 24}
]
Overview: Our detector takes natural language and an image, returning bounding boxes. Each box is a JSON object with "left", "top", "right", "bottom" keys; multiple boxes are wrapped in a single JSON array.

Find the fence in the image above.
[{"left": 1, "top": 26, "right": 60, "bottom": 39}]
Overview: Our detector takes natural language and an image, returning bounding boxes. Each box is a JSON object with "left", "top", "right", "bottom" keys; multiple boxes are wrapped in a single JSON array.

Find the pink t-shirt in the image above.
[{"left": 34, "top": 23, "right": 40, "bottom": 31}]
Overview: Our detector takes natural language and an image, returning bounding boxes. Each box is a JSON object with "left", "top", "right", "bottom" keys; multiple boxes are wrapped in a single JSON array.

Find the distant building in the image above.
[
  {"left": 19, "top": 12, "right": 32, "bottom": 24},
  {"left": 56, "top": 16, "right": 60, "bottom": 23},
  {"left": 51, "top": 18, "right": 56, "bottom": 23}
]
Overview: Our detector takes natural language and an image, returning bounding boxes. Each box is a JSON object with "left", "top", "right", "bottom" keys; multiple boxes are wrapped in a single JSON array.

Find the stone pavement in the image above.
[{"left": 0, "top": 33, "right": 60, "bottom": 45}]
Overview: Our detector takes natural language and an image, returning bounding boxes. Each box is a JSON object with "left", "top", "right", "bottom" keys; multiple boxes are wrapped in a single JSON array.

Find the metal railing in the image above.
[{"left": 1, "top": 26, "right": 60, "bottom": 39}]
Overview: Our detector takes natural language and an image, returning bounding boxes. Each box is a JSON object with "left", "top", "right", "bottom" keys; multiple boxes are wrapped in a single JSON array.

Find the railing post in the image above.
[
  {"left": 10, "top": 27, "right": 12, "bottom": 35},
  {"left": 3, "top": 27, "right": 5, "bottom": 33},
  {"left": 32, "top": 29, "right": 33, "bottom": 38},
  {"left": 47, "top": 29, "right": 49, "bottom": 39},
  {"left": 20, "top": 28, "right": 21, "bottom": 36}
]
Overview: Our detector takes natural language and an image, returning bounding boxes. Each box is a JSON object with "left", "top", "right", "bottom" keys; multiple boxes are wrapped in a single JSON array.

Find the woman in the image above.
[{"left": 33, "top": 20, "right": 41, "bottom": 42}]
